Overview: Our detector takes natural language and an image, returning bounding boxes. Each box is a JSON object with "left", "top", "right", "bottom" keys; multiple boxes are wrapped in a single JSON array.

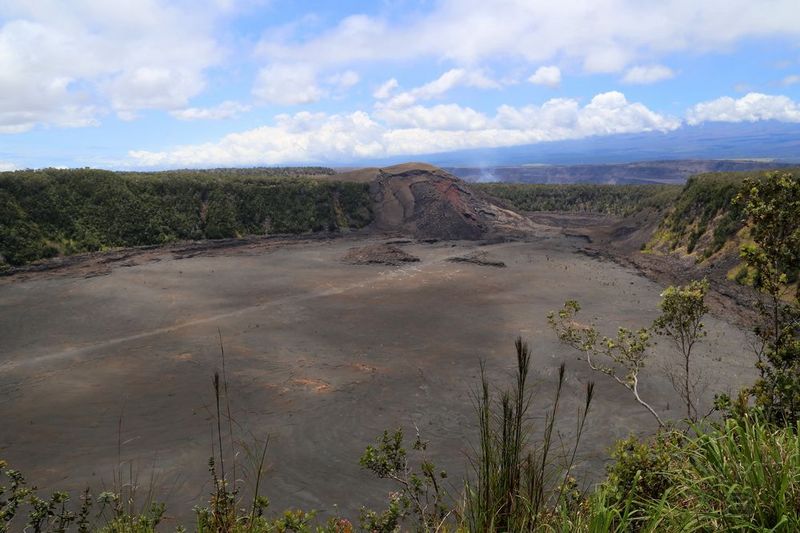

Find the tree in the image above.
[
  {"left": 551, "top": 279, "right": 711, "bottom": 427},
  {"left": 359, "top": 427, "right": 449, "bottom": 532},
  {"left": 734, "top": 171, "right": 800, "bottom": 424},
  {"left": 549, "top": 301, "right": 664, "bottom": 427},
  {"left": 652, "top": 278, "right": 710, "bottom": 422}
]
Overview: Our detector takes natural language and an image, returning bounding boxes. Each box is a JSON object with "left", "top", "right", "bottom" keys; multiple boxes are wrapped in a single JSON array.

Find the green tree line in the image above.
[
  {"left": 0, "top": 168, "right": 372, "bottom": 268},
  {"left": 475, "top": 183, "right": 681, "bottom": 216}
]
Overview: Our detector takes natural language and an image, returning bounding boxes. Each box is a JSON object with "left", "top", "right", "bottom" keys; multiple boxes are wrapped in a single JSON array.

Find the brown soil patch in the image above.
[
  {"left": 343, "top": 243, "right": 420, "bottom": 266},
  {"left": 446, "top": 251, "right": 507, "bottom": 268},
  {"left": 290, "top": 378, "right": 332, "bottom": 393}
]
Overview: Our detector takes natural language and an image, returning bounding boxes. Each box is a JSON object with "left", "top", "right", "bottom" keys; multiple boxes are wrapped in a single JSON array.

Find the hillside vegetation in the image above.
[
  {"left": 0, "top": 168, "right": 372, "bottom": 268},
  {"left": 647, "top": 167, "right": 800, "bottom": 262},
  {"left": 475, "top": 183, "right": 680, "bottom": 216}
]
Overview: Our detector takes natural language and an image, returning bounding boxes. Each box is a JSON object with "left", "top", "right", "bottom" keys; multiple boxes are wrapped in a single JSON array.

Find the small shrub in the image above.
[{"left": 603, "top": 432, "right": 680, "bottom": 505}]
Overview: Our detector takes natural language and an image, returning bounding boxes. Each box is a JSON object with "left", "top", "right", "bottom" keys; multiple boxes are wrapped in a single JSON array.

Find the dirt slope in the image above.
[{"left": 339, "top": 163, "right": 537, "bottom": 240}]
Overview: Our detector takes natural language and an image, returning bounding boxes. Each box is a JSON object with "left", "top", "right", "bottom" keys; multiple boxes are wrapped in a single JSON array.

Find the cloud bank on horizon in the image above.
[{"left": 1, "top": 0, "right": 800, "bottom": 168}]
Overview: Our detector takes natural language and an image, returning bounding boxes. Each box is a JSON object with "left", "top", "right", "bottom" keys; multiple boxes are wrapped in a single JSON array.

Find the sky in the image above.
[{"left": 1, "top": 0, "right": 800, "bottom": 170}]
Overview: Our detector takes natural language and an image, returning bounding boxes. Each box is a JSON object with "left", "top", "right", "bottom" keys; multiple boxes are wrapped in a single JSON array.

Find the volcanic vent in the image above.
[{"left": 339, "top": 163, "right": 536, "bottom": 240}]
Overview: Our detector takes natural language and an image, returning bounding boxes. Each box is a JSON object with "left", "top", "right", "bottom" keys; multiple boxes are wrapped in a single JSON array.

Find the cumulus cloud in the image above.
[
  {"left": 6, "top": 0, "right": 800, "bottom": 138},
  {"left": 327, "top": 70, "right": 360, "bottom": 90},
  {"left": 528, "top": 66, "right": 561, "bottom": 88},
  {"left": 252, "top": 66, "right": 361, "bottom": 105},
  {"left": 496, "top": 92, "right": 680, "bottom": 137},
  {"left": 686, "top": 92, "right": 800, "bottom": 124},
  {"left": 127, "top": 91, "right": 680, "bottom": 167},
  {"left": 257, "top": 1, "right": 800, "bottom": 74},
  {"left": 252, "top": 64, "right": 324, "bottom": 105},
  {"left": 373, "top": 78, "right": 399, "bottom": 99},
  {"left": 106, "top": 66, "right": 208, "bottom": 116},
  {"left": 129, "top": 111, "right": 386, "bottom": 167},
  {"left": 383, "top": 68, "right": 499, "bottom": 108},
  {"left": 375, "top": 104, "right": 490, "bottom": 130},
  {"left": 622, "top": 65, "right": 675, "bottom": 84},
  {"left": 0, "top": 1, "right": 223, "bottom": 132},
  {"left": 170, "top": 101, "right": 251, "bottom": 120},
  {"left": 0, "top": 161, "right": 17, "bottom": 171}
]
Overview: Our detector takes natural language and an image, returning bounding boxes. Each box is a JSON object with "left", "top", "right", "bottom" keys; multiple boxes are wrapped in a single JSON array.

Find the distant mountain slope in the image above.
[
  {"left": 447, "top": 159, "right": 793, "bottom": 185},
  {"left": 421, "top": 121, "right": 800, "bottom": 166}
]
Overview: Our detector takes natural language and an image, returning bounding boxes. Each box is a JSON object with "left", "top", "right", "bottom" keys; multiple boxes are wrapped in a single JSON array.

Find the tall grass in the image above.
[
  {"left": 547, "top": 415, "right": 800, "bottom": 532},
  {"left": 649, "top": 416, "right": 800, "bottom": 531},
  {"left": 462, "top": 337, "right": 595, "bottom": 532}
]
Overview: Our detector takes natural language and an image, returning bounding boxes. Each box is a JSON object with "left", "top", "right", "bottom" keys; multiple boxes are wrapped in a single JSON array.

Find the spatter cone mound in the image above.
[{"left": 340, "top": 163, "right": 537, "bottom": 240}]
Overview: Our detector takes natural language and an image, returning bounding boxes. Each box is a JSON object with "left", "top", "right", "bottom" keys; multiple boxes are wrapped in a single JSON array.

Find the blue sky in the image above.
[{"left": 1, "top": 0, "right": 800, "bottom": 169}]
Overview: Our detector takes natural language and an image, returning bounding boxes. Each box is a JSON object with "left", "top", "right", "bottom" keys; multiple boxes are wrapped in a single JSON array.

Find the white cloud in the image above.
[
  {"left": 528, "top": 66, "right": 561, "bottom": 88},
  {"left": 375, "top": 104, "right": 490, "bottom": 130},
  {"left": 583, "top": 46, "right": 630, "bottom": 74},
  {"left": 252, "top": 67, "right": 360, "bottom": 106},
  {"left": 129, "top": 110, "right": 386, "bottom": 166},
  {"left": 257, "top": 1, "right": 800, "bottom": 75},
  {"left": 252, "top": 63, "right": 324, "bottom": 105},
  {"left": 782, "top": 74, "right": 800, "bottom": 86},
  {"left": 0, "top": 161, "right": 17, "bottom": 171},
  {"left": 496, "top": 92, "right": 680, "bottom": 137},
  {"left": 686, "top": 92, "right": 800, "bottom": 124},
  {"left": 622, "top": 64, "right": 675, "bottom": 84},
  {"left": 106, "top": 66, "right": 208, "bottom": 114},
  {"left": 170, "top": 101, "right": 251, "bottom": 120},
  {"left": 212, "top": 0, "right": 271, "bottom": 13},
  {"left": 127, "top": 91, "right": 680, "bottom": 167},
  {"left": 327, "top": 70, "right": 360, "bottom": 90},
  {"left": 0, "top": 1, "right": 223, "bottom": 132},
  {"left": 373, "top": 78, "right": 399, "bottom": 99},
  {"left": 383, "top": 68, "right": 499, "bottom": 108}
]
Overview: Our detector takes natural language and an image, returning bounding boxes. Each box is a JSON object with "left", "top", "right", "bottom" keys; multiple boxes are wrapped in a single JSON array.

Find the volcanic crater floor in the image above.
[{"left": 0, "top": 234, "right": 755, "bottom": 524}]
